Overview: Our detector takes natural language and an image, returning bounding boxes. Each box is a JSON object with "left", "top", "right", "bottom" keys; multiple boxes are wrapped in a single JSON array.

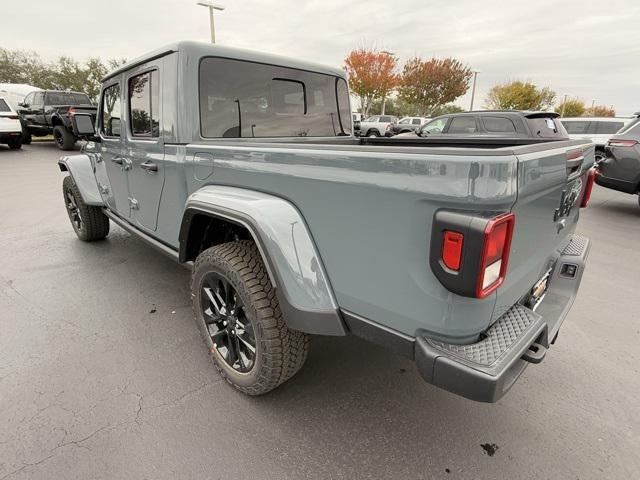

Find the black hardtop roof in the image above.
[
  {"left": 437, "top": 110, "right": 560, "bottom": 119},
  {"left": 102, "top": 41, "right": 346, "bottom": 82},
  {"left": 42, "top": 90, "right": 90, "bottom": 96}
]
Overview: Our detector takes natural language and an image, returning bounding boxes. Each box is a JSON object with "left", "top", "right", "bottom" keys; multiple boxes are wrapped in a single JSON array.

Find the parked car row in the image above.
[
  {"left": 560, "top": 116, "right": 637, "bottom": 162},
  {"left": 0, "top": 97, "right": 23, "bottom": 149},
  {"left": 594, "top": 117, "right": 640, "bottom": 206}
]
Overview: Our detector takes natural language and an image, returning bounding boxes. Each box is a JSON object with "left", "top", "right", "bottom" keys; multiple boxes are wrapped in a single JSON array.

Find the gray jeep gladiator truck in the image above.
[{"left": 60, "top": 41, "right": 595, "bottom": 402}]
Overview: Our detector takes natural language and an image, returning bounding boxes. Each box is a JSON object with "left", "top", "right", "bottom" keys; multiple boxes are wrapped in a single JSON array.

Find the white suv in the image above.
[
  {"left": 561, "top": 117, "right": 632, "bottom": 162},
  {"left": 0, "top": 97, "right": 22, "bottom": 150}
]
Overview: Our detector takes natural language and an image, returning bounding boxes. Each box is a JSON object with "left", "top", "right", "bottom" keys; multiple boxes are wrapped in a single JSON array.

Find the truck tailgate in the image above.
[{"left": 492, "top": 141, "right": 595, "bottom": 322}]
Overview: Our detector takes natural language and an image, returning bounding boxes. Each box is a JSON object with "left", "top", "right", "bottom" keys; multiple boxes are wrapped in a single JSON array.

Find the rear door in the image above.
[{"left": 124, "top": 61, "right": 165, "bottom": 232}]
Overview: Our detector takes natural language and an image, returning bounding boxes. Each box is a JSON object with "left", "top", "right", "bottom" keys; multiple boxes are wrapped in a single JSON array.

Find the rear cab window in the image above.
[
  {"left": 199, "top": 57, "right": 351, "bottom": 138},
  {"left": 45, "top": 92, "right": 92, "bottom": 105},
  {"left": 527, "top": 117, "right": 566, "bottom": 138},
  {"left": 0, "top": 99, "right": 11, "bottom": 112}
]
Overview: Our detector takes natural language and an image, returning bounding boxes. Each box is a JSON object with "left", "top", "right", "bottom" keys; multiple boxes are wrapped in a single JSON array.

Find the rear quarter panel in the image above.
[{"left": 159, "top": 144, "right": 518, "bottom": 341}]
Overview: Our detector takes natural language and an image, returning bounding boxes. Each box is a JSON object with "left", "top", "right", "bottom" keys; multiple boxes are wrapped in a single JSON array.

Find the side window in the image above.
[
  {"left": 23, "top": 92, "right": 35, "bottom": 106},
  {"left": 129, "top": 70, "right": 159, "bottom": 137},
  {"left": 412, "top": 118, "right": 422, "bottom": 125},
  {"left": 32, "top": 92, "right": 44, "bottom": 106},
  {"left": 422, "top": 118, "right": 447, "bottom": 134},
  {"left": 482, "top": 116, "right": 516, "bottom": 133},
  {"left": 271, "top": 79, "right": 305, "bottom": 115},
  {"left": 594, "top": 122, "right": 624, "bottom": 134},
  {"left": 379, "top": 116, "right": 392, "bottom": 123},
  {"left": 562, "top": 121, "right": 589, "bottom": 134},
  {"left": 101, "top": 83, "right": 121, "bottom": 137},
  {"left": 448, "top": 116, "right": 478, "bottom": 134}
]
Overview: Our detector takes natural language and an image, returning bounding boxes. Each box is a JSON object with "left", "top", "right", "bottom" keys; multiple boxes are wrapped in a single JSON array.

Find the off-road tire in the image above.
[
  {"left": 191, "top": 240, "right": 310, "bottom": 395},
  {"left": 62, "top": 175, "right": 110, "bottom": 241},
  {"left": 367, "top": 130, "right": 380, "bottom": 137},
  {"left": 8, "top": 138, "right": 22, "bottom": 150},
  {"left": 53, "top": 125, "right": 76, "bottom": 151}
]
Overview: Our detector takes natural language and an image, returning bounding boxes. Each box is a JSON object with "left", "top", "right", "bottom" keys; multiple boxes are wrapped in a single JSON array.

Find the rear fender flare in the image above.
[
  {"left": 58, "top": 154, "right": 104, "bottom": 206},
  {"left": 179, "top": 185, "right": 346, "bottom": 336}
]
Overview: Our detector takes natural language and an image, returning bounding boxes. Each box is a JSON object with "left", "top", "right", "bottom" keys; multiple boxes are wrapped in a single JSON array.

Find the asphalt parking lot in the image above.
[{"left": 1, "top": 142, "right": 639, "bottom": 479}]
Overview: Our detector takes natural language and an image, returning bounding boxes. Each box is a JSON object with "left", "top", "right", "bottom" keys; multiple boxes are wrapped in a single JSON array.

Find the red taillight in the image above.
[
  {"left": 442, "top": 230, "right": 464, "bottom": 271},
  {"left": 580, "top": 168, "right": 597, "bottom": 208},
  {"left": 566, "top": 149, "right": 583, "bottom": 161},
  {"left": 608, "top": 139, "right": 638, "bottom": 148},
  {"left": 476, "top": 213, "right": 515, "bottom": 298},
  {"left": 68, "top": 107, "right": 76, "bottom": 115}
]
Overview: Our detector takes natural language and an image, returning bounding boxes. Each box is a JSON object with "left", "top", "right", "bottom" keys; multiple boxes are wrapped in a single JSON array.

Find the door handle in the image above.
[{"left": 140, "top": 161, "right": 158, "bottom": 173}]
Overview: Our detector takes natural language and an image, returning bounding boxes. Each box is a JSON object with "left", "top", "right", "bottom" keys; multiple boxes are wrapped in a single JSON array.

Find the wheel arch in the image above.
[
  {"left": 179, "top": 186, "right": 346, "bottom": 336},
  {"left": 58, "top": 155, "right": 104, "bottom": 206},
  {"left": 51, "top": 115, "right": 65, "bottom": 128}
]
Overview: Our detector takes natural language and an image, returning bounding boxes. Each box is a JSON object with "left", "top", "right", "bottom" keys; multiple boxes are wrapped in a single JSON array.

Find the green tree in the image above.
[
  {"left": 0, "top": 48, "right": 126, "bottom": 102},
  {"left": 555, "top": 98, "right": 586, "bottom": 117},
  {"left": 485, "top": 80, "right": 556, "bottom": 110},
  {"left": 398, "top": 57, "right": 471, "bottom": 116}
]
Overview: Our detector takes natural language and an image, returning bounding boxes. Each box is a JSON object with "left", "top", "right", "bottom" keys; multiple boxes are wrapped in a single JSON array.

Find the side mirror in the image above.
[
  {"left": 71, "top": 113, "right": 99, "bottom": 141},
  {"left": 18, "top": 102, "right": 26, "bottom": 108}
]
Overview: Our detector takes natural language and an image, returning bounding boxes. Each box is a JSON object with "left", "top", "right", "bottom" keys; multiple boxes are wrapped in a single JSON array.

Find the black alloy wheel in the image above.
[
  {"left": 65, "top": 188, "right": 83, "bottom": 232},
  {"left": 200, "top": 272, "right": 257, "bottom": 373}
]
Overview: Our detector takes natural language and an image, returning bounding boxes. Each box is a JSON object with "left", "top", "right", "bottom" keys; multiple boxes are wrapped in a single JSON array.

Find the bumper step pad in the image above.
[{"left": 427, "top": 305, "right": 539, "bottom": 367}]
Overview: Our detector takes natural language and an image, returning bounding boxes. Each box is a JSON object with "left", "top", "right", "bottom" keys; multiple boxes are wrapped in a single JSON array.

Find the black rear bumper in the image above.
[{"left": 414, "top": 234, "right": 590, "bottom": 402}]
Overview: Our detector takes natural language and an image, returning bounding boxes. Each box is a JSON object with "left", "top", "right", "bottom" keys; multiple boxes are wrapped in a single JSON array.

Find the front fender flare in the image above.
[
  {"left": 58, "top": 154, "right": 103, "bottom": 206},
  {"left": 180, "top": 186, "right": 346, "bottom": 336}
]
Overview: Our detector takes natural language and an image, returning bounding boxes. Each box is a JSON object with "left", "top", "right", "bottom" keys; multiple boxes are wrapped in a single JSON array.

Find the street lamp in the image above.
[
  {"left": 197, "top": 1, "right": 225, "bottom": 44},
  {"left": 469, "top": 70, "right": 480, "bottom": 111}
]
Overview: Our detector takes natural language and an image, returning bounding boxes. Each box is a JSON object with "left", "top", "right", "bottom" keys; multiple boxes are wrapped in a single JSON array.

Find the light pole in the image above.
[
  {"left": 197, "top": 1, "right": 225, "bottom": 44},
  {"left": 469, "top": 70, "right": 480, "bottom": 111},
  {"left": 560, "top": 94, "right": 568, "bottom": 117}
]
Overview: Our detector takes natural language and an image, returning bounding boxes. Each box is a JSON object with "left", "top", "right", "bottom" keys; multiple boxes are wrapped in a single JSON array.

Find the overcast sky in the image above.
[{"left": 3, "top": 0, "right": 639, "bottom": 115}]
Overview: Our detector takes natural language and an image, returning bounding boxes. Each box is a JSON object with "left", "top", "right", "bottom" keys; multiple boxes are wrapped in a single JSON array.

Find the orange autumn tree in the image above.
[
  {"left": 344, "top": 49, "right": 398, "bottom": 116},
  {"left": 585, "top": 105, "right": 615, "bottom": 117}
]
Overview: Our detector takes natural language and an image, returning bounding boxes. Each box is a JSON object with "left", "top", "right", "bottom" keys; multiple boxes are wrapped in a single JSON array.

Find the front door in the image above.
[
  {"left": 95, "top": 80, "right": 131, "bottom": 217},
  {"left": 124, "top": 64, "right": 165, "bottom": 232}
]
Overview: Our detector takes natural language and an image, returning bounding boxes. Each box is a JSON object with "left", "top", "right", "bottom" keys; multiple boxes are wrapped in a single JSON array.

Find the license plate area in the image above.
[{"left": 525, "top": 269, "right": 552, "bottom": 311}]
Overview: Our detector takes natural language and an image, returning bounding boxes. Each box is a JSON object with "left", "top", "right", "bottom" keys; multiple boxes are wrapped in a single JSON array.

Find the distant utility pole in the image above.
[
  {"left": 197, "top": 1, "right": 225, "bottom": 44},
  {"left": 560, "top": 94, "right": 568, "bottom": 117},
  {"left": 469, "top": 70, "right": 480, "bottom": 111},
  {"left": 591, "top": 99, "right": 595, "bottom": 110}
]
